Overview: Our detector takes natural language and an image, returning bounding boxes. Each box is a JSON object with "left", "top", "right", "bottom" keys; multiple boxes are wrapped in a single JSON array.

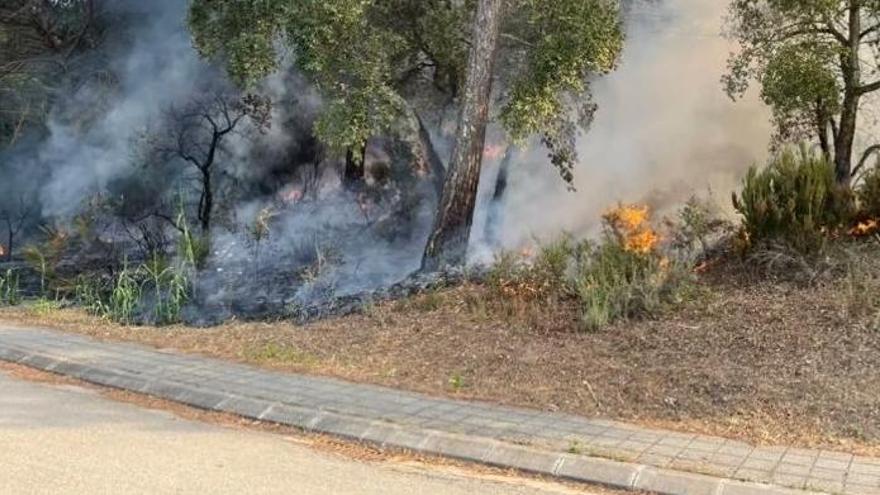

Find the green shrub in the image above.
[
  {"left": 487, "top": 209, "right": 691, "bottom": 331},
  {"left": 573, "top": 239, "right": 690, "bottom": 331},
  {"left": 733, "top": 146, "right": 853, "bottom": 253}
]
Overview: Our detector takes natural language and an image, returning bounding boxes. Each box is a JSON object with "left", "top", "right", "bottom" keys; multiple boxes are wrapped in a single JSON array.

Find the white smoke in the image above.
[{"left": 473, "top": 0, "right": 772, "bottom": 256}]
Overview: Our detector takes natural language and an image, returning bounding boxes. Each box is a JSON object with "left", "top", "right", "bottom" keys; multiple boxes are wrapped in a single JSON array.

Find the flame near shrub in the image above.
[{"left": 489, "top": 204, "right": 694, "bottom": 331}]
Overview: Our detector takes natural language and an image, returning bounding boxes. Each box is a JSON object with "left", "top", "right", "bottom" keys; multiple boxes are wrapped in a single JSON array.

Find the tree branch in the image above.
[{"left": 853, "top": 144, "right": 880, "bottom": 178}]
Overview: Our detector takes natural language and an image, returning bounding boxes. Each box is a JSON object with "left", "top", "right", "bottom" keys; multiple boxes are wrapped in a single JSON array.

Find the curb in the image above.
[{"left": 0, "top": 345, "right": 821, "bottom": 495}]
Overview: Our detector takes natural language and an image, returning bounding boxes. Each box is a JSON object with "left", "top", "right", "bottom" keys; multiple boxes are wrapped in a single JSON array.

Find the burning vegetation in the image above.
[{"left": 603, "top": 204, "right": 661, "bottom": 255}]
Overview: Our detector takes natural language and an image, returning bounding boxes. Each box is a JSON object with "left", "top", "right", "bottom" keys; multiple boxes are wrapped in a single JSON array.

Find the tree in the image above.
[
  {"left": 155, "top": 93, "right": 271, "bottom": 234},
  {"left": 422, "top": 0, "right": 503, "bottom": 269},
  {"left": 724, "top": 0, "right": 880, "bottom": 184},
  {"left": 188, "top": 0, "right": 623, "bottom": 265},
  {"left": 0, "top": 0, "right": 102, "bottom": 146},
  {"left": 0, "top": 194, "right": 37, "bottom": 261}
]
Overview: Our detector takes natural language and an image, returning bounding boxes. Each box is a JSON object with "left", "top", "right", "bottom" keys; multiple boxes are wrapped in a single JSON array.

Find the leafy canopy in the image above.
[
  {"left": 188, "top": 0, "right": 623, "bottom": 184},
  {"left": 723, "top": 0, "right": 880, "bottom": 147}
]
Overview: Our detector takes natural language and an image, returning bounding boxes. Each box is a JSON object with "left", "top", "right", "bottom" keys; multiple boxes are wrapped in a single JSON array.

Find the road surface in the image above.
[{"left": 0, "top": 370, "right": 595, "bottom": 495}]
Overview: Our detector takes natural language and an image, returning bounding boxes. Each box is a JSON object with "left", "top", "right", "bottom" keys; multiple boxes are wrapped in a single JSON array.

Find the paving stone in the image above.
[
  {"left": 257, "top": 403, "right": 317, "bottom": 428},
  {"left": 774, "top": 463, "right": 814, "bottom": 477},
  {"left": 780, "top": 453, "right": 816, "bottom": 467},
  {"left": 734, "top": 467, "right": 773, "bottom": 483},
  {"left": 422, "top": 433, "right": 495, "bottom": 463},
  {"left": 556, "top": 455, "right": 640, "bottom": 488},
  {"left": 635, "top": 467, "right": 722, "bottom": 495},
  {"left": 658, "top": 435, "right": 697, "bottom": 448},
  {"left": 847, "top": 473, "right": 880, "bottom": 486},
  {"left": 709, "top": 453, "right": 749, "bottom": 467},
  {"left": 804, "top": 478, "right": 844, "bottom": 493},
  {"left": 771, "top": 473, "right": 807, "bottom": 490},
  {"left": 741, "top": 457, "right": 781, "bottom": 471},
  {"left": 312, "top": 413, "right": 375, "bottom": 440},
  {"left": 484, "top": 444, "right": 560, "bottom": 474},
  {"left": 213, "top": 396, "right": 272, "bottom": 419},
  {"left": 809, "top": 467, "right": 846, "bottom": 482},
  {"left": 845, "top": 482, "right": 880, "bottom": 495},
  {"left": 721, "top": 481, "right": 809, "bottom": 495}
]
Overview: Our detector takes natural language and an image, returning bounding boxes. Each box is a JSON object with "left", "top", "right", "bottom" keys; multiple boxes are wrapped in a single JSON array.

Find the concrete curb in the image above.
[{"left": 0, "top": 343, "right": 822, "bottom": 495}]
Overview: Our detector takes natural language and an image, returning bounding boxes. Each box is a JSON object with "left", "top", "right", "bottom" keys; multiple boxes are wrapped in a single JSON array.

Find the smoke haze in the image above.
[{"left": 475, "top": 0, "right": 771, "bottom": 255}]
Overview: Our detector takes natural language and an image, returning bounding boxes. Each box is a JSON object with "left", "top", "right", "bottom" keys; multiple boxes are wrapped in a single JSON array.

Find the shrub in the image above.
[
  {"left": 487, "top": 206, "right": 692, "bottom": 331},
  {"left": 733, "top": 146, "right": 853, "bottom": 253}
]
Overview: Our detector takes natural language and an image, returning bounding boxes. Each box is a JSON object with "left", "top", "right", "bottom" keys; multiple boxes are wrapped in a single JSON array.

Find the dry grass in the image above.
[{"left": 2, "top": 257, "right": 880, "bottom": 456}]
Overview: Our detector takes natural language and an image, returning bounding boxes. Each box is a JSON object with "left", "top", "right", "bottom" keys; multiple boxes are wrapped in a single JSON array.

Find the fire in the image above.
[
  {"left": 602, "top": 204, "right": 661, "bottom": 254},
  {"left": 850, "top": 219, "right": 880, "bottom": 237},
  {"left": 0, "top": 245, "right": 5, "bottom": 258}
]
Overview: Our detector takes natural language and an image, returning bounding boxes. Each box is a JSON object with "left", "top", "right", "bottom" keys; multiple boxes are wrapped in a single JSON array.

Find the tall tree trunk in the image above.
[
  {"left": 835, "top": 2, "right": 862, "bottom": 185},
  {"left": 200, "top": 168, "right": 212, "bottom": 234},
  {"left": 421, "top": 0, "right": 503, "bottom": 270},
  {"left": 343, "top": 144, "right": 367, "bottom": 188}
]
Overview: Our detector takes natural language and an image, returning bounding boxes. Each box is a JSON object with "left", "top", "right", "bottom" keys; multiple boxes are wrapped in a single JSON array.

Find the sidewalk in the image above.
[{"left": 1, "top": 324, "right": 876, "bottom": 495}]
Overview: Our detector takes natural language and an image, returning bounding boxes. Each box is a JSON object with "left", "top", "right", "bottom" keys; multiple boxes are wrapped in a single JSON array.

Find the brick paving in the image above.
[{"left": 1, "top": 325, "right": 876, "bottom": 495}]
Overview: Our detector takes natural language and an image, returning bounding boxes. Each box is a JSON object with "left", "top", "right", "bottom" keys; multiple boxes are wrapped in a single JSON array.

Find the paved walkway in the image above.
[{"left": 1, "top": 325, "right": 877, "bottom": 495}]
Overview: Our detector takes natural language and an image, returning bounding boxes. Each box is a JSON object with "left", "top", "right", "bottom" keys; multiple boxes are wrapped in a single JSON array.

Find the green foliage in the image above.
[
  {"left": 733, "top": 147, "right": 853, "bottom": 253},
  {"left": 574, "top": 241, "right": 685, "bottom": 331},
  {"left": 176, "top": 208, "right": 210, "bottom": 269},
  {"left": 488, "top": 225, "right": 690, "bottom": 331},
  {"left": 108, "top": 261, "right": 141, "bottom": 325},
  {"left": 723, "top": 0, "right": 880, "bottom": 164},
  {"left": 188, "top": 0, "right": 623, "bottom": 183},
  {"left": 0, "top": 269, "right": 20, "bottom": 306},
  {"left": 74, "top": 256, "right": 190, "bottom": 326}
]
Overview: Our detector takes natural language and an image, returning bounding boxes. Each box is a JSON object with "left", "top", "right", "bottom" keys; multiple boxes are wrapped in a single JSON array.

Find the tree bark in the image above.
[
  {"left": 343, "top": 144, "right": 367, "bottom": 188},
  {"left": 834, "top": 1, "right": 862, "bottom": 185},
  {"left": 421, "top": 0, "right": 503, "bottom": 270}
]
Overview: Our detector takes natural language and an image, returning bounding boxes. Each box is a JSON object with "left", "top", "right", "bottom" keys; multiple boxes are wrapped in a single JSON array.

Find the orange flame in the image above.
[
  {"left": 602, "top": 204, "right": 661, "bottom": 254},
  {"left": 850, "top": 219, "right": 880, "bottom": 237},
  {"left": 0, "top": 244, "right": 5, "bottom": 258}
]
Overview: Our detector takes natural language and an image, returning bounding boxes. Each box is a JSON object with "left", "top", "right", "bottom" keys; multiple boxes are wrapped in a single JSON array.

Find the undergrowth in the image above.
[{"left": 487, "top": 203, "right": 709, "bottom": 331}]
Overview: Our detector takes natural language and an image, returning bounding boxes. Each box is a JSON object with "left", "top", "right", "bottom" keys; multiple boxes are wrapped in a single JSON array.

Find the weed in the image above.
[
  {"left": 448, "top": 372, "right": 465, "bottom": 392},
  {"left": 29, "top": 297, "right": 62, "bottom": 316}
]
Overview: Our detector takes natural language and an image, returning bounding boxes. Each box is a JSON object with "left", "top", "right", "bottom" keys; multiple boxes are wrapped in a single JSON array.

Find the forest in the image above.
[{"left": 5, "top": 0, "right": 880, "bottom": 462}]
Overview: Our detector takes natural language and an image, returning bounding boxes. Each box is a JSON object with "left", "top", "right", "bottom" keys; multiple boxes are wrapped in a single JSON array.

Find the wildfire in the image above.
[
  {"left": 602, "top": 204, "right": 661, "bottom": 254},
  {"left": 850, "top": 219, "right": 880, "bottom": 237},
  {"left": 0, "top": 244, "right": 5, "bottom": 258}
]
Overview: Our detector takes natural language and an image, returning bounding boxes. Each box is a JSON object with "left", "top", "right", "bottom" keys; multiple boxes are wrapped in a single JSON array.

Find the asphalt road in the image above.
[{"left": 0, "top": 371, "right": 594, "bottom": 495}]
